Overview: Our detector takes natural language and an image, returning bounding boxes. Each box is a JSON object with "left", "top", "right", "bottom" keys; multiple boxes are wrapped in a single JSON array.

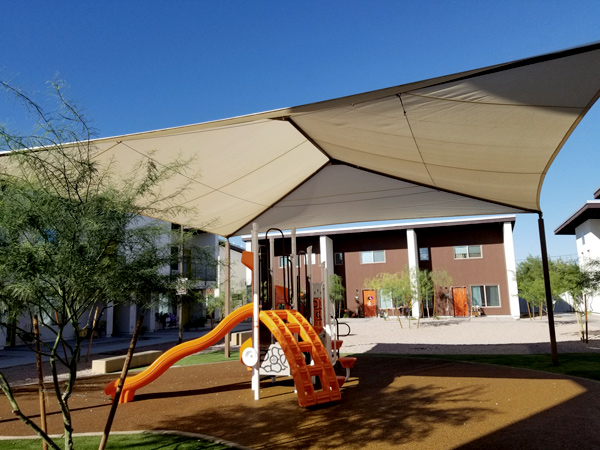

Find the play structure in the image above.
[{"left": 105, "top": 224, "right": 356, "bottom": 407}]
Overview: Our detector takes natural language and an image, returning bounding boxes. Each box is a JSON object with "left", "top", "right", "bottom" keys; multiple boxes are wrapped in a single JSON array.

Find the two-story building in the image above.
[
  {"left": 555, "top": 187, "right": 600, "bottom": 314},
  {"left": 243, "top": 215, "right": 520, "bottom": 318}
]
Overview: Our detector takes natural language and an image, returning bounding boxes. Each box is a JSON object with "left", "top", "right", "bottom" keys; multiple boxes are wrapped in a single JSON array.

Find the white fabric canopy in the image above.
[{"left": 89, "top": 43, "right": 600, "bottom": 237}]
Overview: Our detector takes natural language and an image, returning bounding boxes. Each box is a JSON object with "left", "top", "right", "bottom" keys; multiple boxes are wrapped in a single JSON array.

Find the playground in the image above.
[
  {"left": 2, "top": 44, "right": 600, "bottom": 449},
  {"left": 1, "top": 350, "right": 600, "bottom": 449}
]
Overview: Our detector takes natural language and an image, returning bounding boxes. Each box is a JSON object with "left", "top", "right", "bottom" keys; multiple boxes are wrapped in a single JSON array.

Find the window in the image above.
[
  {"left": 279, "top": 256, "right": 290, "bottom": 268},
  {"left": 279, "top": 254, "right": 318, "bottom": 267},
  {"left": 334, "top": 253, "right": 343, "bottom": 265},
  {"left": 419, "top": 248, "right": 429, "bottom": 261},
  {"left": 454, "top": 245, "right": 482, "bottom": 259},
  {"left": 379, "top": 290, "right": 393, "bottom": 309},
  {"left": 471, "top": 285, "right": 500, "bottom": 307},
  {"left": 360, "top": 250, "right": 385, "bottom": 264},
  {"left": 170, "top": 247, "right": 192, "bottom": 277}
]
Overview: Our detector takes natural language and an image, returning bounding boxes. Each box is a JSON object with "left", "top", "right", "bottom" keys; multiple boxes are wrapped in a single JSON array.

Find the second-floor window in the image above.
[
  {"left": 360, "top": 250, "right": 385, "bottom": 264},
  {"left": 454, "top": 245, "right": 482, "bottom": 259}
]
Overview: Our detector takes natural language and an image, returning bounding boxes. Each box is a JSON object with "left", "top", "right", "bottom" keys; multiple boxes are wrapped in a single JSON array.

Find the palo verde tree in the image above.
[
  {"left": 516, "top": 255, "right": 600, "bottom": 322},
  {"left": 0, "top": 81, "right": 193, "bottom": 450},
  {"left": 364, "top": 271, "right": 413, "bottom": 327},
  {"left": 413, "top": 268, "right": 433, "bottom": 325}
]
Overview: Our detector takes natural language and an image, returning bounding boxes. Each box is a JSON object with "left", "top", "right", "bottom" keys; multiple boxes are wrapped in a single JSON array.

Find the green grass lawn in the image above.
[
  {"left": 404, "top": 352, "right": 600, "bottom": 382},
  {"left": 146, "top": 349, "right": 600, "bottom": 383},
  {"left": 2, "top": 432, "right": 234, "bottom": 449},
  {"left": 176, "top": 350, "right": 240, "bottom": 366}
]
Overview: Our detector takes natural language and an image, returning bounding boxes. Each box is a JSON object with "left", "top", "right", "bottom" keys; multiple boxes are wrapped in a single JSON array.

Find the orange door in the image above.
[
  {"left": 362, "top": 290, "right": 377, "bottom": 317},
  {"left": 452, "top": 287, "right": 468, "bottom": 317}
]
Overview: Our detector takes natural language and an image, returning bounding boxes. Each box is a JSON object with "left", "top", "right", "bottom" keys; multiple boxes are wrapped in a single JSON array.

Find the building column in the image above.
[
  {"left": 0, "top": 326, "right": 6, "bottom": 349},
  {"left": 406, "top": 228, "right": 420, "bottom": 318},
  {"left": 129, "top": 304, "right": 138, "bottom": 334},
  {"left": 148, "top": 305, "right": 157, "bottom": 332},
  {"left": 319, "top": 235, "right": 334, "bottom": 283},
  {"left": 245, "top": 240, "right": 253, "bottom": 289},
  {"left": 503, "top": 222, "right": 521, "bottom": 318},
  {"left": 106, "top": 302, "right": 114, "bottom": 337}
]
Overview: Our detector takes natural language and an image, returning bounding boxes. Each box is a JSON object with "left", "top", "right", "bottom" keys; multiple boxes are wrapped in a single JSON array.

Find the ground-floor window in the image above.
[
  {"left": 471, "top": 285, "right": 500, "bottom": 307},
  {"left": 379, "top": 291, "right": 393, "bottom": 309}
]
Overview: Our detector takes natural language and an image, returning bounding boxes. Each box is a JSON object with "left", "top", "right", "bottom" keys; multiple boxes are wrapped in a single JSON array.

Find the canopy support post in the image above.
[
  {"left": 224, "top": 238, "right": 231, "bottom": 358},
  {"left": 251, "top": 223, "right": 260, "bottom": 400},
  {"left": 538, "top": 213, "right": 559, "bottom": 365}
]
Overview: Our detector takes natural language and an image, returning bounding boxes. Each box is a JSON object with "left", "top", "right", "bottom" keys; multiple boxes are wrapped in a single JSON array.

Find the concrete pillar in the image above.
[
  {"left": 148, "top": 305, "right": 157, "bottom": 332},
  {"left": 106, "top": 302, "right": 114, "bottom": 337},
  {"left": 129, "top": 304, "right": 138, "bottom": 334},
  {"left": 406, "top": 228, "right": 420, "bottom": 318},
  {"left": 245, "top": 240, "right": 253, "bottom": 288},
  {"left": 503, "top": 221, "right": 521, "bottom": 319},
  {"left": 319, "top": 235, "right": 334, "bottom": 283},
  {"left": 0, "top": 326, "right": 6, "bottom": 349}
]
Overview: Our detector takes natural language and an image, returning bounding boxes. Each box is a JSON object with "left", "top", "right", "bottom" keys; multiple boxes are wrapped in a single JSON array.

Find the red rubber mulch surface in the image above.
[{"left": 1, "top": 355, "right": 600, "bottom": 450}]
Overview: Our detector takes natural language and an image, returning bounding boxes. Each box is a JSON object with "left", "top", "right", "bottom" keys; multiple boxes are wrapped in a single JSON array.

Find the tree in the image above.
[
  {"left": 0, "top": 81, "right": 191, "bottom": 450},
  {"left": 552, "top": 258, "right": 600, "bottom": 338},
  {"left": 414, "top": 268, "right": 434, "bottom": 325},
  {"left": 430, "top": 269, "right": 453, "bottom": 318},
  {"left": 516, "top": 256, "right": 549, "bottom": 318},
  {"left": 329, "top": 274, "right": 346, "bottom": 318},
  {"left": 516, "top": 255, "right": 600, "bottom": 323},
  {"left": 364, "top": 271, "right": 413, "bottom": 327},
  {"left": 203, "top": 286, "right": 245, "bottom": 329}
]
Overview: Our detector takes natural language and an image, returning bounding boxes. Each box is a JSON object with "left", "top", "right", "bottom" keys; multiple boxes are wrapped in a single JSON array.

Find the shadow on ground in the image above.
[{"left": 2, "top": 355, "right": 600, "bottom": 449}]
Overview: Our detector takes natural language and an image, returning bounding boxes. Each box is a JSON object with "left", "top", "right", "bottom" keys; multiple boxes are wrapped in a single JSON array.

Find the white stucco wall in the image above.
[
  {"left": 576, "top": 219, "right": 600, "bottom": 314},
  {"left": 503, "top": 222, "right": 521, "bottom": 318}
]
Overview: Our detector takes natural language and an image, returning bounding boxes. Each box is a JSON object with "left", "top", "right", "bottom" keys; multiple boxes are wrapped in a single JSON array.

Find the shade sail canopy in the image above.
[{"left": 77, "top": 43, "right": 600, "bottom": 236}]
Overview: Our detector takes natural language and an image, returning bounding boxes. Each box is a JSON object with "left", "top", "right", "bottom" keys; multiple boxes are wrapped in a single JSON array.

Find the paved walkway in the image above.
[{"left": 0, "top": 322, "right": 252, "bottom": 370}]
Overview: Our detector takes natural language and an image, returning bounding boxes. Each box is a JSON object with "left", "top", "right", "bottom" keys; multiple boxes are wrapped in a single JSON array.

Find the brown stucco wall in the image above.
[
  {"left": 331, "top": 231, "right": 409, "bottom": 314},
  {"left": 250, "top": 220, "right": 512, "bottom": 317},
  {"left": 416, "top": 223, "right": 510, "bottom": 316}
]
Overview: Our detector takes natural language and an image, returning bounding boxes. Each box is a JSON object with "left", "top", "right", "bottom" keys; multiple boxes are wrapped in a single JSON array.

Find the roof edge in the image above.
[{"left": 241, "top": 214, "right": 517, "bottom": 241}]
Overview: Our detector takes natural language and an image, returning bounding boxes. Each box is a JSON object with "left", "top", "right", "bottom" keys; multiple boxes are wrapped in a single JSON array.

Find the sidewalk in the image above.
[{"left": 0, "top": 321, "right": 252, "bottom": 371}]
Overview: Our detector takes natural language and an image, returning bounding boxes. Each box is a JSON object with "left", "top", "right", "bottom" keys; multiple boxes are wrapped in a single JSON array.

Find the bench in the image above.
[
  {"left": 230, "top": 330, "right": 252, "bottom": 346},
  {"left": 92, "top": 350, "right": 163, "bottom": 374}
]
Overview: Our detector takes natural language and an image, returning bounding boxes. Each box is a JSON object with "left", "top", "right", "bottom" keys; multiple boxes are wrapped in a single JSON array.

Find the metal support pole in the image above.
[
  {"left": 538, "top": 213, "right": 559, "bottom": 365},
  {"left": 585, "top": 294, "right": 589, "bottom": 344},
  {"left": 178, "top": 226, "right": 184, "bottom": 344},
  {"left": 291, "top": 229, "right": 297, "bottom": 310},
  {"left": 224, "top": 239, "right": 231, "bottom": 358},
  {"left": 307, "top": 246, "right": 314, "bottom": 324},
  {"left": 251, "top": 223, "right": 260, "bottom": 400}
]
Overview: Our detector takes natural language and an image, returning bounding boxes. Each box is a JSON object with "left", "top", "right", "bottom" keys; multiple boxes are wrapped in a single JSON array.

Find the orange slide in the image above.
[{"left": 105, "top": 303, "right": 254, "bottom": 403}]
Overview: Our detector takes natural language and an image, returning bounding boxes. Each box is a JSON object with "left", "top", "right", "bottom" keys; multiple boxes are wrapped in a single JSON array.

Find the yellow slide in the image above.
[{"left": 105, "top": 303, "right": 254, "bottom": 403}]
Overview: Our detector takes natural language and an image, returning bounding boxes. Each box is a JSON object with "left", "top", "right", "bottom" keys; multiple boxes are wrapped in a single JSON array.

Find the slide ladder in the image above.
[{"left": 260, "top": 309, "right": 341, "bottom": 407}]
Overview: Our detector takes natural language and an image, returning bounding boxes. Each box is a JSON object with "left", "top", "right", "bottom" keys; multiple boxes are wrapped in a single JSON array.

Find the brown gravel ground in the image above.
[{"left": 1, "top": 353, "right": 600, "bottom": 450}]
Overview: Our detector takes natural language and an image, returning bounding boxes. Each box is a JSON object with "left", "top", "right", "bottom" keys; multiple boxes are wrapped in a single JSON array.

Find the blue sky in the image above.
[{"left": 2, "top": 1, "right": 600, "bottom": 262}]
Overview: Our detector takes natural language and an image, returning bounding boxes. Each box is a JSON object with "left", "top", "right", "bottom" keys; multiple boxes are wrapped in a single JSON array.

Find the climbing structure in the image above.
[{"left": 260, "top": 309, "right": 342, "bottom": 407}]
